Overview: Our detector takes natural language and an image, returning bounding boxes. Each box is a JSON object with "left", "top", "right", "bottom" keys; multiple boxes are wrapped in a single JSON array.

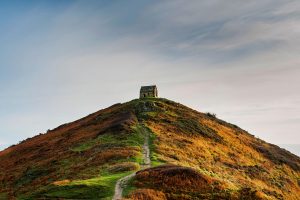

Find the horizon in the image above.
[{"left": 0, "top": 0, "right": 300, "bottom": 156}]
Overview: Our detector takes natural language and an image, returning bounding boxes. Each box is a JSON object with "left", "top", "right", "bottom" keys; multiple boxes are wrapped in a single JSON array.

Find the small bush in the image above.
[{"left": 206, "top": 112, "right": 217, "bottom": 118}]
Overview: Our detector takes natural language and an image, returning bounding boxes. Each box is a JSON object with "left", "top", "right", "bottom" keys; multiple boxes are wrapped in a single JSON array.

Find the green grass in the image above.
[
  {"left": 128, "top": 152, "right": 143, "bottom": 165},
  {"left": 147, "top": 127, "right": 165, "bottom": 166},
  {"left": 165, "top": 110, "right": 178, "bottom": 117},
  {"left": 71, "top": 125, "right": 145, "bottom": 153},
  {"left": 71, "top": 171, "right": 132, "bottom": 188},
  {"left": 21, "top": 171, "right": 133, "bottom": 200},
  {"left": 17, "top": 122, "right": 154, "bottom": 199},
  {"left": 71, "top": 139, "right": 98, "bottom": 152},
  {"left": 143, "top": 111, "right": 158, "bottom": 118},
  {"left": 21, "top": 124, "right": 148, "bottom": 199},
  {"left": 122, "top": 124, "right": 165, "bottom": 197},
  {"left": 151, "top": 159, "right": 165, "bottom": 167}
]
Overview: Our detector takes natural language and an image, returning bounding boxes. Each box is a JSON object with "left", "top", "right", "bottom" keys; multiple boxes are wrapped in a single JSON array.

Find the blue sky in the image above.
[{"left": 0, "top": 0, "right": 300, "bottom": 155}]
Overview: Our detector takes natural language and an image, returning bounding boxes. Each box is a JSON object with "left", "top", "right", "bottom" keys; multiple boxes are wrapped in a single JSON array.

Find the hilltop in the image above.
[{"left": 0, "top": 98, "right": 300, "bottom": 199}]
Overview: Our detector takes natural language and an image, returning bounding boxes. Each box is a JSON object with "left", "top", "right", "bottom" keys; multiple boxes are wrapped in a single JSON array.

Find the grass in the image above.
[
  {"left": 128, "top": 165, "right": 217, "bottom": 199},
  {"left": 175, "top": 118, "right": 223, "bottom": 142},
  {"left": 16, "top": 123, "right": 147, "bottom": 199},
  {"left": 71, "top": 139, "right": 98, "bottom": 152},
  {"left": 4, "top": 98, "right": 300, "bottom": 200},
  {"left": 15, "top": 167, "right": 49, "bottom": 188},
  {"left": 165, "top": 110, "right": 178, "bottom": 117},
  {"left": 36, "top": 124, "right": 147, "bottom": 199},
  {"left": 0, "top": 193, "right": 7, "bottom": 200},
  {"left": 142, "top": 111, "right": 158, "bottom": 118},
  {"left": 71, "top": 171, "right": 131, "bottom": 187},
  {"left": 107, "top": 162, "right": 139, "bottom": 173},
  {"left": 123, "top": 124, "right": 164, "bottom": 197},
  {"left": 26, "top": 124, "right": 147, "bottom": 199},
  {"left": 21, "top": 171, "right": 133, "bottom": 199},
  {"left": 147, "top": 126, "right": 165, "bottom": 167},
  {"left": 71, "top": 125, "right": 145, "bottom": 153}
]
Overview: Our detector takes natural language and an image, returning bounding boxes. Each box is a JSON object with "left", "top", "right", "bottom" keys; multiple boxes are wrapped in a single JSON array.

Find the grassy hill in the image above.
[{"left": 0, "top": 98, "right": 299, "bottom": 199}]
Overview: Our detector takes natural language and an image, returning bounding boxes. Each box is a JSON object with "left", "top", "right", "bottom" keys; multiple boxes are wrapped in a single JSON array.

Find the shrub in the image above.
[{"left": 206, "top": 112, "right": 217, "bottom": 118}]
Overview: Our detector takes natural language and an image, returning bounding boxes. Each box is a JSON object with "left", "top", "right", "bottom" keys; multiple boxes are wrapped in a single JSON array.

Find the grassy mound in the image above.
[
  {"left": 127, "top": 165, "right": 279, "bottom": 200},
  {"left": 127, "top": 165, "right": 232, "bottom": 199}
]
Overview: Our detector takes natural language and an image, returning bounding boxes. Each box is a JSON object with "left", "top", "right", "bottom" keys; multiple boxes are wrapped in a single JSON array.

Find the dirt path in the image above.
[
  {"left": 112, "top": 172, "right": 136, "bottom": 200},
  {"left": 141, "top": 126, "right": 151, "bottom": 169},
  {"left": 112, "top": 125, "right": 151, "bottom": 200}
]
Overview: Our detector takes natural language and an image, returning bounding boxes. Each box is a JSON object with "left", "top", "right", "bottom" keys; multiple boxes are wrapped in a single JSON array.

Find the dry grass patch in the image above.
[{"left": 128, "top": 189, "right": 167, "bottom": 200}]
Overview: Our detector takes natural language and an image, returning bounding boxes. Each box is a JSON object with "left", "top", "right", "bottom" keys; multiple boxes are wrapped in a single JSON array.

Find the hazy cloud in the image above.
[{"left": 0, "top": 0, "right": 299, "bottom": 155}]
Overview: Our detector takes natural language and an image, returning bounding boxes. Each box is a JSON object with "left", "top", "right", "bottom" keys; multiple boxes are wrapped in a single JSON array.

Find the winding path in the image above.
[
  {"left": 113, "top": 172, "right": 136, "bottom": 200},
  {"left": 112, "top": 125, "right": 151, "bottom": 200}
]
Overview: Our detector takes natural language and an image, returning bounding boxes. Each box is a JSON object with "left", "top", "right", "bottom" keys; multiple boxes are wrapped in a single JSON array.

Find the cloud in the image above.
[
  {"left": 0, "top": 0, "right": 300, "bottom": 155},
  {"left": 104, "top": 0, "right": 300, "bottom": 62}
]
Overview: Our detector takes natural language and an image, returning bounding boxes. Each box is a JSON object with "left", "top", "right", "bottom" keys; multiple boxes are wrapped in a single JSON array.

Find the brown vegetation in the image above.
[
  {"left": 134, "top": 165, "right": 218, "bottom": 193},
  {"left": 134, "top": 98, "right": 300, "bottom": 199},
  {"left": 129, "top": 189, "right": 167, "bottom": 200},
  {"left": 0, "top": 103, "right": 139, "bottom": 197},
  {"left": 0, "top": 98, "right": 300, "bottom": 199}
]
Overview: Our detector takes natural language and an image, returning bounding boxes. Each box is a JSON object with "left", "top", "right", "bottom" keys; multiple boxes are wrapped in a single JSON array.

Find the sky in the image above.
[{"left": 0, "top": 0, "right": 299, "bottom": 156}]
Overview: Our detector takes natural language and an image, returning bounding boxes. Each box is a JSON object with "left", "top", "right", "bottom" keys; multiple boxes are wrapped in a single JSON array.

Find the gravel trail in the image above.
[{"left": 112, "top": 125, "right": 151, "bottom": 200}]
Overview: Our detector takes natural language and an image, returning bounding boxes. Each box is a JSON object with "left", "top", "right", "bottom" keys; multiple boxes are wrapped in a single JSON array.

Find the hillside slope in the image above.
[{"left": 0, "top": 98, "right": 299, "bottom": 199}]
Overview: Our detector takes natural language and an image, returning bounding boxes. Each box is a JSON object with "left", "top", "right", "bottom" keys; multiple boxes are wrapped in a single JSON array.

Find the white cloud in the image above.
[{"left": 1, "top": 1, "right": 300, "bottom": 155}]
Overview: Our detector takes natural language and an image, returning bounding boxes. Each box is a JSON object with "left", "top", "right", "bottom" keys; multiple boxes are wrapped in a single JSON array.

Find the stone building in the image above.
[{"left": 140, "top": 85, "right": 158, "bottom": 98}]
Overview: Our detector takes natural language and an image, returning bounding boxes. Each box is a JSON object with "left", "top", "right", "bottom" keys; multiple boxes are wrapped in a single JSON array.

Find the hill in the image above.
[{"left": 0, "top": 98, "right": 299, "bottom": 199}]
